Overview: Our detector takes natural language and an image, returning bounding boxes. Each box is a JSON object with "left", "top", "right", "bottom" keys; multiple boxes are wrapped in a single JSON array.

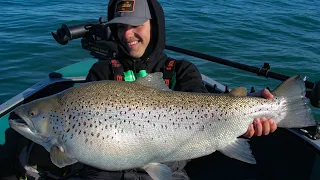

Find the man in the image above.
[{"left": 84, "top": 0, "right": 277, "bottom": 179}]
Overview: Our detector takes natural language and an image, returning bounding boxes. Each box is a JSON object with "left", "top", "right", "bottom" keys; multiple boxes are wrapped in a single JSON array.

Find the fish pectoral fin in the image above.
[
  {"left": 219, "top": 138, "right": 256, "bottom": 164},
  {"left": 228, "top": 87, "right": 247, "bottom": 97},
  {"left": 50, "top": 145, "right": 78, "bottom": 168},
  {"left": 142, "top": 163, "right": 172, "bottom": 180}
]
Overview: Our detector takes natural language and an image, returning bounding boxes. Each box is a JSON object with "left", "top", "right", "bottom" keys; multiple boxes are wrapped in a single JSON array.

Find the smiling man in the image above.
[{"left": 84, "top": 0, "right": 277, "bottom": 179}]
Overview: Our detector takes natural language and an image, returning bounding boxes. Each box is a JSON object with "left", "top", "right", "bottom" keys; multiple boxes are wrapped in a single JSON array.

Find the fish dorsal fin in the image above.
[
  {"left": 135, "top": 72, "right": 171, "bottom": 91},
  {"left": 229, "top": 87, "right": 247, "bottom": 97},
  {"left": 50, "top": 145, "right": 78, "bottom": 168}
]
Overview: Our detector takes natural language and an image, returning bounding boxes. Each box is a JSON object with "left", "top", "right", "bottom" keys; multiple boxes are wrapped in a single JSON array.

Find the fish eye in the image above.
[{"left": 29, "top": 109, "right": 38, "bottom": 117}]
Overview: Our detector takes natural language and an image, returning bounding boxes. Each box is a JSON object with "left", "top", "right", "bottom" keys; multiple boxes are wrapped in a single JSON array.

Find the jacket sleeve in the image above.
[
  {"left": 174, "top": 60, "right": 208, "bottom": 93},
  {"left": 85, "top": 61, "right": 113, "bottom": 82}
]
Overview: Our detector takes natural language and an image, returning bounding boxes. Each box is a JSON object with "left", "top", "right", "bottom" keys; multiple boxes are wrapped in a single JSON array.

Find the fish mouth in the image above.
[
  {"left": 9, "top": 118, "right": 29, "bottom": 128},
  {"left": 10, "top": 118, "right": 28, "bottom": 126},
  {"left": 9, "top": 115, "right": 52, "bottom": 148},
  {"left": 9, "top": 112, "right": 36, "bottom": 133}
]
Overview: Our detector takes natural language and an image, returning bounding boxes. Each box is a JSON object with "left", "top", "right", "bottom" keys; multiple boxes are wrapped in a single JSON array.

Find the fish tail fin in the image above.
[{"left": 272, "top": 75, "right": 316, "bottom": 128}]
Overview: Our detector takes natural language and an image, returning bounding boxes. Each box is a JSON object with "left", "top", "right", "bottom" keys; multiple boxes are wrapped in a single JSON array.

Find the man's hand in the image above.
[{"left": 243, "top": 89, "right": 278, "bottom": 138}]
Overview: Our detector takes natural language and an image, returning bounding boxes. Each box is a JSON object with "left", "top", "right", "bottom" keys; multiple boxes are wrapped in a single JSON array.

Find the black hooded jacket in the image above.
[{"left": 86, "top": 0, "right": 208, "bottom": 93}]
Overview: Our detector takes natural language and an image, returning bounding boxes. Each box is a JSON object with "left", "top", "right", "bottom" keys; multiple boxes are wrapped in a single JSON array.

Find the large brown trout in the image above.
[{"left": 9, "top": 73, "right": 316, "bottom": 180}]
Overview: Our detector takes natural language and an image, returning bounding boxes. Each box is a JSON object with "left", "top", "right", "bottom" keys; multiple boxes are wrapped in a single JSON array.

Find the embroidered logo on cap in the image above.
[{"left": 115, "top": 0, "right": 135, "bottom": 13}]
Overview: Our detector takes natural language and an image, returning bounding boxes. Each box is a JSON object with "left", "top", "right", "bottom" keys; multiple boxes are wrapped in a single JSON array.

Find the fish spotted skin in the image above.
[{"left": 9, "top": 73, "right": 316, "bottom": 178}]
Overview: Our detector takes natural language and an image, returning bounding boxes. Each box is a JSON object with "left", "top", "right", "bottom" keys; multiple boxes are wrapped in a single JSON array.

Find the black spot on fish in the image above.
[{"left": 85, "top": 138, "right": 88, "bottom": 143}]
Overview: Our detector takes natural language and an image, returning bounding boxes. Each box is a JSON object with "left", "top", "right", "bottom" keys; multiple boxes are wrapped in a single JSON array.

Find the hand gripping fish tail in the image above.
[{"left": 219, "top": 75, "right": 316, "bottom": 165}]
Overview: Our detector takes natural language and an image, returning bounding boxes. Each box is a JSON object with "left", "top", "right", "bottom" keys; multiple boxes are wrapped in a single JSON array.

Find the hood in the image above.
[{"left": 107, "top": 0, "right": 167, "bottom": 72}]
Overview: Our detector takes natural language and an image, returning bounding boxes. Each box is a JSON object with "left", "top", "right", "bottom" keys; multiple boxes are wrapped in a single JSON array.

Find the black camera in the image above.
[{"left": 51, "top": 17, "right": 117, "bottom": 59}]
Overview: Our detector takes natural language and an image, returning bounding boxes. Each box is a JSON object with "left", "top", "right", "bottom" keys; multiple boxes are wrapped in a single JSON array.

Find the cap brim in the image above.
[{"left": 106, "top": 17, "right": 149, "bottom": 26}]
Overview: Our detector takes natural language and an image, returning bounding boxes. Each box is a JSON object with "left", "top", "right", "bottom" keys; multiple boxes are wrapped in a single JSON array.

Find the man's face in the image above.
[{"left": 117, "top": 20, "right": 151, "bottom": 58}]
